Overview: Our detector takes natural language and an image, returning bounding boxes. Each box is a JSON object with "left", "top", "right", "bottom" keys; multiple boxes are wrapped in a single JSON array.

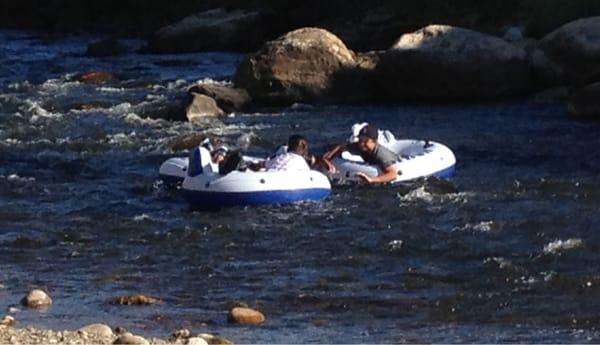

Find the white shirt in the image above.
[{"left": 265, "top": 152, "right": 310, "bottom": 171}]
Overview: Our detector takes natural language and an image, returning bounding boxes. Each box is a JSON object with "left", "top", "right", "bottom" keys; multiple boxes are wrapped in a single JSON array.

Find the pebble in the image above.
[
  {"left": 22, "top": 289, "right": 52, "bottom": 309},
  {"left": 78, "top": 323, "right": 114, "bottom": 338},
  {"left": 0, "top": 315, "right": 15, "bottom": 327},
  {"left": 114, "top": 332, "right": 150, "bottom": 345},
  {"left": 188, "top": 337, "right": 209, "bottom": 345},
  {"left": 172, "top": 328, "right": 191, "bottom": 339},
  {"left": 228, "top": 307, "right": 265, "bottom": 325},
  {"left": 198, "top": 333, "right": 234, "bottom": 345}
]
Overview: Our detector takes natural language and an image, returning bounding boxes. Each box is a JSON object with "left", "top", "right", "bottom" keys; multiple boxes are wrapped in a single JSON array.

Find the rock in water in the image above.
[
  {"left": 111, "top": 294, "right": 161, "bottom": 305},
  {"left": 186, "top": 93, "right": 225, "bottom": 121},
  {"left": 22, "top": 289, "right": 52, "bottom": 309},
  {"left": 540, "top": 16, "right": 600, "bottom": 86},
  {"left": 234, "top": 27, "right": 356, "bottom": 105},
  {"left": 146, "top": 8, "right": 272, "bottom": 53},
  {"left": 375, "top": 25, "right": 530, "bottom": 101},
  {"left": 227, "top": 307, "right": 266, "bottom": 325}
]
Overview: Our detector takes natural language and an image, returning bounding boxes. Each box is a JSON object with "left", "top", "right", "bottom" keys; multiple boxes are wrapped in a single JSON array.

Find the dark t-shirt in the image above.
[{"left": 347, "top": 143, "right": 398, "bottom": 170}]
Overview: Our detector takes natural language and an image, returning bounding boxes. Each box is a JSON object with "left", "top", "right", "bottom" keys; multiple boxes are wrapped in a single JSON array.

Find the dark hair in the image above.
[
  {"left": 358, "top": 124, "right": 378, "bottom": 140},
  {"left": 287, "top": 134, "right": 309, "bottom": 157}
]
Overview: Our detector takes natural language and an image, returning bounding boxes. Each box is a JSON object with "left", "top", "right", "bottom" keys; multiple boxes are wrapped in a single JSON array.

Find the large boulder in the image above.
[
  {"left": 146, "top": 8, "right": 273, "bottom": 53},
  {"left": 539, "top": 17, "right": 600, "bottom": 86},
  {"left": 233, "top": 27, "right": 357, "bottom": 105},
  {"left": 375, "top": 25, "right": 531, "bottom": 101}
]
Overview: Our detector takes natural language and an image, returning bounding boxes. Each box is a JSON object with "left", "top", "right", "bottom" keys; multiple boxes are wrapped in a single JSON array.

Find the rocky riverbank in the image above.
[{"left": 0, "top": 290, "right": 269, "bottom": 345}]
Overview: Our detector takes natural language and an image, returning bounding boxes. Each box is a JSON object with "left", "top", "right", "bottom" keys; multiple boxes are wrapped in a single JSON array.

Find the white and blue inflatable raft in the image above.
[
  {"left": 161, "top": 146, "right": 331, "bottom": 208},
  {"left": 331, "top": 139, "right": 456, "bottom": 184},
  {"left": 182, "top": 169, "right": 331, "bottom": 209}
]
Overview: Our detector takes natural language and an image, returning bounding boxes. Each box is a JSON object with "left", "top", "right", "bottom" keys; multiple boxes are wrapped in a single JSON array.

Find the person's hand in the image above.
[{"left": 355, "top": 172, "right": 372, "bottom": 184}]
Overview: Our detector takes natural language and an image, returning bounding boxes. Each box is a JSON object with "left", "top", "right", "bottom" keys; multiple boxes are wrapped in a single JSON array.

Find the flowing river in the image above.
[{"left": 1, "top": 30, "right": 600, "bottom": 343}]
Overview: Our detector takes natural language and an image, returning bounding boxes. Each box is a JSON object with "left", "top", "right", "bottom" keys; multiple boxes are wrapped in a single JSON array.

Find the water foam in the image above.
[
  {"left": 3, "top": 174, "right": 35, "bottom": 182},
  {"left": 453, "top": 220, "right": 494, "bottom": 232},
  {"left": 543, "top": 239, "right": 584, "bottom": 254}
]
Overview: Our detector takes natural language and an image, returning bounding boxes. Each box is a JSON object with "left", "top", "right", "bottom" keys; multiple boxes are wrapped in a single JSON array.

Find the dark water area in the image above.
[{"left": 1, "top": 30, "right": 600, "bottom": 343}]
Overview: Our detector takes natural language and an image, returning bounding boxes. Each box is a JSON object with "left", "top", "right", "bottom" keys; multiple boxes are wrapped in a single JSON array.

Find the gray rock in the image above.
[
  {"left": 375, "top": 25, "right": 531, "bottom": 101},
  {"left": 77, "top": 323, "right": 114, "bottom": 338},
  {"left": 146, "top": 8, "right": 273, "bottom": 53},
  {"left": 540, "top": 16, "right": 600, "bottom": 85},
  {"left": 22, "top": 289, "right": 52, "bottom": 309},
  {"left": 188, "top": 338, "right": 209, "bottom": 345},
  {"left": 114, "top": 332, "right": 149, "bottom": 345},
  {"left": 0, "top": 315, "right": 15, "bottom": 327},
  {"left": 234, "top": 27, "right": 357, "bottom": 105},
  {"left": 186, "top": 94, "right": 225, "bottom": 121},
  {"left": 188, "top": 83, "right": 251, "bottom": 113}
]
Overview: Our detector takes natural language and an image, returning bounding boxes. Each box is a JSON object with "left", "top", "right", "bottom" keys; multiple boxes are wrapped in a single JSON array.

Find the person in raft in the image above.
[
  {"left": 323, "top": 124, "right": 400, "bottom": 184},
  {"left": 251, "top": 134, "right": 335, "bottom": 172}
]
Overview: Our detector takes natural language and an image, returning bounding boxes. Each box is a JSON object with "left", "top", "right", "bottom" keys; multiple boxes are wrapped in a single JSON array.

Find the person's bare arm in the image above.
[
  {"left": 323, "top": 143, "right": 347, "bottom": 161},
  {"left": 356, "top": 165, "right": 399, "bottom": 184}
]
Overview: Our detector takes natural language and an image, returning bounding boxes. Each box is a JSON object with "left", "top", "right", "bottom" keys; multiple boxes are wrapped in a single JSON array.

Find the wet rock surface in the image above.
[{"left": 111, "top": 294, "right": 161, "bottom": 306}]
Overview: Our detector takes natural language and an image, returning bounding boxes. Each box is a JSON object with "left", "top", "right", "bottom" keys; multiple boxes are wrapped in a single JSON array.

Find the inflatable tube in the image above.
[
  {"left": 331, "top": 139, "right": 455, "bottom": 184},
  {"left": 182, "top": 170, "right": 331, "bottom": 209},
  {"left": 159, "top": 157, "right": 189, "bottom": 186},
  {"left": 158, "top": 148, "right": 258, "bottom": 186}
]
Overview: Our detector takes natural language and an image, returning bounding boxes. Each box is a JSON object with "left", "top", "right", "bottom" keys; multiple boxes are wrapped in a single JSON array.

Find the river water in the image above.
[{"left": 1, "top": 30, "right": 600, "bottom": 343}]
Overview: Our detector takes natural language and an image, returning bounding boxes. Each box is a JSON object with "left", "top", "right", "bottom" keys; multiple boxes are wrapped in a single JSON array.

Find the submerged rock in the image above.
[
  {"left": 75, "top": 71, "right": 117, "bottom": 84},
  {"left": 22, "top": 289, "right": 52, "bottom": 309},
  {"left": 234, "top": 27, "right": 357, "bottom": 106},
  {"left": 375, "top": 25, "right": 531, "bottom": 101},
  {"left": 111, "top": 294, "right": 161, "bottom": 306},
  {"left": 227, "top": 307, "right": 265, "bottom": 325}
]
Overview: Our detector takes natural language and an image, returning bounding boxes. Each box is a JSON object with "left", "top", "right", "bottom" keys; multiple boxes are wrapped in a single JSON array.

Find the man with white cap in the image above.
[{"left": 324, "top": 124, "right": 400, "bottom": 184}]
